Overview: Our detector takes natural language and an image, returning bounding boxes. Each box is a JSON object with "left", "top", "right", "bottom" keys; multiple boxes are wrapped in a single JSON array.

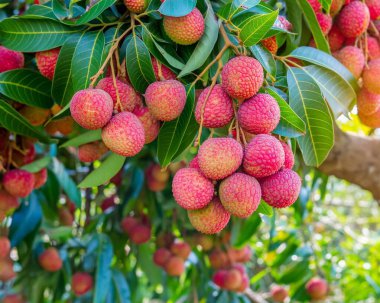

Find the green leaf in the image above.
[
  {"left": 71, "top": 31, "right": 105, "bottom": 91},
  {"left": 22, "top": 4, "right": 58, "bottom": 20},
  {"left": 0, "top": 101, "right": 52, "bottom": 143},
  {"left": 78, "top": 153, "right": 126, "bottom": 188},
  {"left": 250, "top": 44, "right": 276, "bottom": 78},
  {"left": 266, "top": 86, "right": 306, "bottom": 138},
  {"left": 159, "top": 0, "right": 196, "bottom": 17},
  {"left": 0, "top": 69, "right": 53, "bottom": 108},
  {"left": 178, "top": 4, "right": 219, "bottom": 77},
  {"left": 112, "top": 269, "right": 131, "bottom": 303},
  {"left": 60, "top": 129, "right": 102, "bottom": 148},
  {"left": 21, "top": 156, "right": 52, "bottom": 173},
  {"left": 256, "top": 201, "right": 273, "bottom": 216},
  {"left": 320, "top": 0, "right": 332, "bottom": 13},
  {"left": 239, "top": 10, "right": 278, "bottom": 47},
  {"left": 126, "top": 34, "right": 156, "bottom": 93},
  {"left": 0, "top": 18, "right": 82, "bottom": 52},
  {"left": 157, "top": 86, "right": 197, "bottom": 167},
  {"left": 287, "top": 68, "right": 334, "bottom": 166},
  {"left": 276, "top": 259, "right": 310, "bottom": 284},
  {"left": 232, "top": 213, "right": 261, "bottom": 247}
]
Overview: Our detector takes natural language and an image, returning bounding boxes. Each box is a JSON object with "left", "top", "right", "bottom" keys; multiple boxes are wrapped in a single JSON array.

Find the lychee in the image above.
[
  {"left": 195, "top": 84, "right": 234, "bottom": 128},
  {"left": 271, "top": 285, "right": 288, "bottom": 303},
  {"left": 307, "top": 0, "right": 321, "bottom": 12},
  {"left": 3, "top": 294, "right": 25, "bottom": 303},
  {"left": 261, "top": 36, "right": 278, "bottom": 54},
  {"left": 96, "top": 77, "right": 140, "bottom": 112},
  {"left": 363, "top": 59, "right": 380, "bottom": 94},
  {"left": 334, "top": 46, "right": 365, "bottom": 79},
  {"left": 194, "top": 234, "right": 214, "bottom": 251},
  {"left": 327, "top": 25, "right": 345, "bottom": 52},
  {"left": 151, "top": 57, "right": 176, "bottom": 80},
  {"left": 163, "top": 8, "right": 205, "bottom": 45},
  {"left": 227, "top": 246, "right": 252, "bottom": 263},
  {"left": 78, "top": 141, "right": 108, "bottom": 162},
  {"left": 45, "top": 116, "right": 75, "bottom": 136},
  {"left": 19, "top": 106, "right": 50, "bottom": 126},
  {"left": 243, "top": 135, "right": 285, "bottom": 178},
  {"left": 34, "top": 168, "right": 48, "bottom": 189},
  {"left": 366, "top": 0, "right": 380, "bottom": 20},
  {"left": 59, "top": 207, "right": 74, "bottom": 226},
  {"left": 330, "top": 0, "right": 345, "bottom": 16},
  {"left": 101, "top": 112, "right": 145, "bottom": 157},
  {"left": 358, "top": 106, "right": 380, "bottom": 127},
  {"left": 172, "top": 168, "right": 214, "bottom": 210},
  {"left": 212, "top": 269, "right": 228, "bottom": 288},
  {"left": 219, "top": 173, "right": 261, "bottom": 218},
  {"left": 224, "top": 269, "right": 243, "bottom": 291},
  {"left": 35, "top": 48, "right": 60, "bottom": 80},
  {"left": 0, "top": 259, "right": 15, "bottom": 281},
  {"left": 280, "top": 141, "right": 295, "bottom": 169},
  {"left": 260, "top": 168, "right": 301, "bottom": 208},
  {"left": 0, "top": 237, "right": 10, "bottom": 259},
  {"left": 238, "top": 93, "right": 280, "bottom": 134},
  {"left": 100, "top": 196, "right": 116, "bottom": 212},
  {"left": 275, "top": 16, "right": 292, "bottom": 31},
  {"left": 123, "top": 0, "right": 147, "bottom": 13},
  {"left": 0, "top": 190, "right": 19, "bottom": 212},
  {"left": 153, "top": 248, "right": 172, "bottom": 267},
  {"left": 306, "top": 277, "right": 329, "bottom": 300},
  {"left": 170, "top": 242, "right": 191, "bottom": 260},
  {"left": 70, "top": 88, "right": 113, "bottom": 130},
  {"left": 208, "top": 249, "right": 229, "bottom": 269},
  {"left": 145, "top": 80, "right": 186, "bottom": 121},
  {"left": 337, "top": 1, "right": 370, "bottom": 38},
  {"left": 198, "top": 138, "right": 243, "bottom": 180},
  {"left": 133, "top": 106, "right": 160, "bottom": 144},
  {"left": 367, "top": 36, "right": 380, "bottom": 60},
  {"left": 129, "top": 224, "right": 151, "bottom": 244},
  {"left": 316, "top": 12, "right": 332, "bottom": 35},
  {"left": 38, "top": 247, "right": 62, "bottom": 272},
  {"left": 188, "top": 156, "right": 200, "bottom": 170},
  {"left": 221, "top": 56, "right": 264, "bottom": 100},
  {"left": 2, "top": 169, "right": 35, "bottom": 198},
  {"left": 236, "top": 275, "right": 249, "bottom": 292},
  {"left": 164, "top": 255, "right": 185, "bottom": 276},
  {"left": 0, "top": 46, "right": 24, "bottom": 73},
  {"left": 121, "top": 216, "right": 139, "bottom": 234},
  {"left": 357, "top": 88, "right": 380, "bottom": 115},
  {"left": 187, "top": 197, "right": 230, "bottom": 234},
  {"left": 156, "top": 232, "right": 175, "bottom": 248},
  {"left": 72, "top": 272, "right": 93, "bottom": 296}
]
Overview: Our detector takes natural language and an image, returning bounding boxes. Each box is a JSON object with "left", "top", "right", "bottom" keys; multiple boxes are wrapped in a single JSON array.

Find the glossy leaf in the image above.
[
  {"left": 21, "top": 156, "right": 52, "bottom": 173},
  {"left": 112, "top": 269, "right": 131, "bottom": 303},
  {"left": 232, "top": 213, "right": 261, "bottom": 247},
  {"left": 60, "top": 129, "right": 102, "bottom": 148},
  {"left": 159, "top": 0, "right": 196, "bottom": 17},
  {"left": 256, "top": 201, "right": 273, "bottom": 216},
  {"left": 250, "top": 44, "right": 276, "bottom": 78}
]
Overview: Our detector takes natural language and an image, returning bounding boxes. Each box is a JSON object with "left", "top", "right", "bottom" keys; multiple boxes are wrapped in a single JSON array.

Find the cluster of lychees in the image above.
[
  {"left": 172, "top": 55, "right": 301, "bottom": 234},
  {"left": 121, "top": 215, "right": 152, "bottom": 244},
  {"left": 309, "top": 0, "right": 380, "bottom": 128}
]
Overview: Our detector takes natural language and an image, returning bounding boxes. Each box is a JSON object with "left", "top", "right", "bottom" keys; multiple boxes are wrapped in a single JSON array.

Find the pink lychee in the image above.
[
  {"left": 363, "top": 59, "right": 380, "bottom": 94},
  {"left": 327, "top": 25, "right": 345, "bottom": 52},
  {"left": 280, "top": 141, "right": 295, "bottom": 169},
  {"left": 337, "top": 1, "right": 370, "bottom": 38},
  {"left": 133, "top": 106, "right": 160, "bottom": 144},
  {"left": 78, "top": 141, "right": 108, "bottom": 162},
  {"left": 333, "top": 46, "right": 365, "bottom": 79},
  {"left": 151, "top": 57, "right": 176, "bottom": 80},
  {"left": 35, "top": 48, "right": 60, "bottom": 80},
  {"left": 3, "top": 169, "right": 35, "bottom": 198},
  {"left": 316, "top": 13, "right": 332, "bottom": 35},
  {"left": 357, "top": 87, "right": 380, "bottom": 115},
  {"left": 0, "top": 46, "right": 24, "bottom": 73},
  {"left": 366, "top": 0, "right": 380, "bottom": 20}
]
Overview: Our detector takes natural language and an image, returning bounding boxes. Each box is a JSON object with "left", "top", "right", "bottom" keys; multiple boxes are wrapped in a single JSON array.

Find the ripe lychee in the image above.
[
  {"left": 271, "top": 285, "right": 288, "bottom": 303},
  {"left": 3, "top": 294, "right": 25, "bottom": 303},
  {"left": 0, "top": 237, "right": 11, "bottom": 259},
  {"left": 101, "top": 112, "right": 145, "bottom": 157},
  {"left": 280, "top": 141, "right": 295, "bottom": 169},
  {"left": 188, "top": 156, "right": 200, "bottom": 170},
  {"left": 19, "top": 106, "right": 50, "bottom": 126},
  {"left": 165, "top": 255, "right": 185, "bottom": 276},
  {"left": 227, "top": 246, "right": 252, "bottom": 263},
  {"left": 212, "top": 269, "right": 228, "bottom": 288},
  {"left": 307, "top": 0, "right": 321, "bottom": 12},
  {"left": 195, "top": 84, "right": 234, "bottom": 128},
  {"left": 236, "top": 275, "right": 249, "bottom": 292},
  {"left": 78, "top": 141, "right": 108, "bottom": 162},
  {"left": 124, "top": 0, "right": 147, "bottom": 13},
  {"left": 59, "top": 207, "right": 74, "bottom": 226},
  {"left": 194, "top": 234, "right": 214, "bottom": 251},
  {"left": 261, "top": 36, "right": 278, "bottom": 54},
  {"left": 198, "top": 138, "right": 243, "bottom": 180},
  {"left": 172, "top": 168, "right": 214, "bottom": 210},
  {"left": 133, "top": 106, "right": 160, "bottom": 144},
  {"left": 367, "top": 36, "right": 380, "bottom": 60},
  {"left": 0, "top": 46, "right": 24, "bottom": 73},
  {"left": 358, "top": 106, "right": 380, "bottom": 127},
  {"left": 327, "top": 25, "right": 345, "bottom": 52},
  {"left": 366, "top": 0, "right": 380, "bottom": 20},
  {"left": 187, "top": 197, "right": 230, "bottom": 234},
  {"left": 163, "top": 8, "right": 205, "bottom": 45},
  {"left": 151, "top": 57, "right": 176, "bottom": 80},
  {"left": 209, "top": 249, "right": 229, "bottom": 269},
  {"left": 3, "top": 169, "right": 35, "bottom": 198},
  {"left": 363, "top": 59, "right": 380, "bottom": 94},
  {"left": 145, "top": 80, "right": 186, "bottom": 121},
  {"left": 260, "top": 168, "right": 301, "bottom": 208},
  {"left": 170, "top": 242, "right": 191, "bottom": 260},
  {"left": 121, "top": 216, "right": 139, "bottom": 234},
  {"left": 96, "top": 77, "right": 140, "bottom": 112},
  {"left": 334, "top": 46, "right": 365, "bottom": 79},
  {"left": 153, "top": 248, "right": 172, "bottom": 267},
  {"left": 0, "top": 259, "right": 15, "bottom": 281},
  {"left": 219, "top": 173, "right": 261, "bottom": 218},
  {"left": 38, "top": 247, "right": 62, "bottom": 272},
  {"left": 337, "top": 1, "right": 370, "bottom": 38},
  {"left": 275, "top": 16, "right": 292, "bottom": 31},
  {"left": 221, "top": 56, "right": 264, "bottom": 100},
  {"left": 34, "top": 168, "right": 48, "bottom": 189},
  {"left": 45, "top": 116, "right": 75, "bottom": 136},
  {"left": 330, "top": 0, "right": 345, "bottom": 16},
  {"left": 70, "top": 88, "right": 113, "bottom": 130},
  {"left": 100, "top": 196, "right": 116, "bottom": 212},
  {"left": 156, "top": 232, "right": 175, "bottom": 248},
  {"left": 357, "top": 88, "right": 380, "bottom": 115},
  {"left": 243, "top": 135, "right": 285, "bottom": 178},
  {"left": 0, "top": 190, "right": 19, "bottom": 212},
  {"left": 129, "top": 224, "right": 151, "bottom": 244},
  {"left": 238, "top": 93, "right": 280, "bottom": 134},
  {"left": 223, "top": 269, "right": 243, "bottom": 291},
  {"left": 316, "top": 13, "right": 332, "bottom": 35},
  {"left": 72, "top": 272, "right": 93, "bottom": 296},
  {"left": 35, "top": 48, "right": 60, "bottom": 80},
  {"left": 306, "top": 277, "right": 329, "bottom": 300}
]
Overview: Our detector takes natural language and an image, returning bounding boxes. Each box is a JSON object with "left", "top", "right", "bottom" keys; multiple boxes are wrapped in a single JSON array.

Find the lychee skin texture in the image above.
[
  {"left": 195, "top": 84, "right": 234, "bottom": 128},
  {"left": 337, "top": 1, "right": 370, "bottom": 38},
  {"left": 306, "top": 278, "right": 328, "bottom": 300},
  {"left": 280, "top": 141, "right": 295, "bottom": 169},
  {"left": 357, "top": 88, "right": 380, "bottom": 115},
  {"left": 72, "top": 272, "right": 93, "bottom": 296},
  {"left": 366, "top": 0, "right": 380, "bottom": 20},
  {"left": 70, "top": 88, "right": 113, "bottom": 130},
  {"left": 188, "top": 156, "right": 200, "bottom": 170},
  {"left": 363, "top": 59, "right": 380, "bottom": 94},
  {"left": 151, "top": 57, "right": 176, "bottom": 80},
  {"left": 172, "top": 168, "right": 214, "bottom": 210},
  {"left": 38, "top": 248, "right": 62, "bottom": 272},
  {"left": 123, "top": 0, "right": 147, "bottom": 13},
  {"left": 334, "top": 46, "right": 365, "bottom": 79},
  {"left": 307, "top": 0, "right": 322, "bottom": 12},
  {"left": 0, "top": 237, "right": 11, "bottom": 259},
  {"left": 3, "top": 169, "right": 35, "bottom": 198},
  {"left": 145, "top": 80, "right": 186, "bottom": 121},
  {"left": 35, "top": 48, "right": 60, "bottom": 80},
  {"left": 243, "top": 135, "right": 285, "bottom": 178},
  {"left": 0, "top": 46, "right": 24, "bottom": 73},
  {"left": 133, "top": 106, "right": 160, "bottom": 144},
  {"left": 367, "top": 36, "right": 380, "bottom": 60},
  {"left": 96, "top": 77, "right": 140, "bottom": 112},
  {"left": 163, "top": 8, "right": 205, "bottom": 45},
  {"left": 261, "top": 36, "right": 278, "bottom": 54},
  {"left": 316, "top": 13, "right": 332, "bottom": 35},
  {"left": 221, "top": 56, "right": 264, "bottom": 100},
  {"left": 238, "top": 93, "right": 280, "bottom": 134},
  {"left": 165, "top": 256, "right": 185, "bottom": 276},
  {"left": 198, "top": 138, "right": 243, "bottom": 180},
  {"left": 358, "top": 106, "right": 380, "bottom": 128},
  {"left": 219, "top": 173, "right": 262, "bottom": 218},
  {"left": 271, "top": 285, "right": 288, "bottom": 303},
  {"left": 0, "top": 190, "right": 19, "bottom": 212},
  {"left": 170, "top": 242, "right": 191, "bottom": 260},
  {"left": 327, "top": 25, "right": 345, "bottom": 52},
  {"left": 153, "top": 248, "right": 172, "bottom": 267},
  {"left": 188, "top": 197, "right": 231, "bottom": 234},
  {"left": 101, "top": 112, "right": 145, "bottom": 157},
  {"left": 260, "top": 169, "right": 301, "bottom": 208},
  {"left": 34, "top": 168, "right": 48, "bottom": 189},
  {"left": 78, "top": 141, "right": 108, "bottom": 162},
  {"left": 129, "top": 224, "right": 151, "bottom": 244}
]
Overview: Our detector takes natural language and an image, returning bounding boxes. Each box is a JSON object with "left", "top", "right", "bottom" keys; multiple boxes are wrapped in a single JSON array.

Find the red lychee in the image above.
[
  {"left": 327, "top": 25, "right": 345, "bottom": 52},
  {"left": 208, "top": 249, "right": 229, "bottom": 269},
  {"left": 212, "top": 269, "right": 228, "bottom": 288},
  {"left": 133, "top": 106, "right": 160, "bottom": 144},
  {"left": 334, "top": 46, "right": 365, "bottom": 79},
  {"left": 34, "top": 168, "right": 48, "bottom": 189},
  {"left": 3, "top": 294, "right": 25, "bottom": 303},
  {"left": 337, "top": 1, "right": 370, "bottom": 38},
  {"left": 363, "top": 59, "right": 380, "bottom": 94},
  {"left": 0, "top": 259, "right": 15, "bottom": 281},
  {"left": 72, "top": 272, "right": 93, "bottom": 296},
  {"left": 366, "top": 0, "right": 380, "bottom": 20},
  {"left": 3, "top": 169, "right": 35, "bottom": 198},
  {"left": 261, "top": 36, "right": 278, "bottom": 54},
  {"left": 281, "top": 141, "right": 295, "bottom": 169},
  {"left": 123, "top": 0, "right": 147, "bottom": 13},
  {"left": 170, "top": 242, "right": 191, "bottom": 260},
  {"left": 188, "top": 156, "right": 200, "bottom": 170},
  {"left": 78, "top": 141, "right": 108, "bottom": 162},
  {"left": 357, "top": 87, "right": 380, "bottom": 115},
  {"left": 19, "top": 106, "right": 50, "bottom": 126},
  {"left": 38, "top": 248, "right": 62, "bottom": 272},
  {"left": 0, "top": 190, "right": 19, "bottom": 212},
  {"left": 35, "top": 48, "right": 60, "bottom": 80},
  {"left": 0, "top": 46, "right": 24, "bottom": 73},
  {"left": 151, "top": 57, "right": 176, "bottom": 80},
  {"left": 129, "top": 224, "right": 151, "bottom": 244},
  {"left": 227, "top": 246, "right": 252, "bottom": 263},
  {"left": 367, "top": 36, "right": 380, "bottom": 60},
  {"left": 164, "top": 255, "right": 185, "bottom": 276},
  {"left": 0, "top": 237, "right": 11, "bottom": 259},
  {"left": 358, "top": 106, "right": 380, "bottom": 127},
  {"left": 271, "top": 285, "right": 288, "bottom": 302},
  {"left": 316, "top": 13, "right": 332, "bottom": 35},
  {"left": 306, "top": 277, "right": 329, "bottom": 300},
  {"left": 153, "top": 248, "right": 172, "bottom": 267},
  {"left": 307, "top": 0, "right": 322, "bottom": 12},
  {"left": 224, "top": 268, "right": 243, "bottom": 291}
]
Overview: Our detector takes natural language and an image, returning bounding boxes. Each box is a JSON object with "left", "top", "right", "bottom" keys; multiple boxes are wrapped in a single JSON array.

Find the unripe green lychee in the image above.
[
  {"left": 0, "top": 46, "right": 24, "bottom": 73},
  {"left": 271, "top": 285, "right": 288, "bottom": 303},
  {"left": 33, "top": 168, "right": 47, "bottom": 189},
  {"left": 38, "top": 248, "right": 62, "bottom": 272},
  {"left": 0, "top": 237, "right": 10, "bottom": 259},
  {"left": 35, "top": 48, "right": 60, "bottom": 80},
  {"left": 334, "top": 46, "right": 365, "bottom": 79},
  {"left": 198, "top": 138, "right": 243, "bottom": 180},
  {"left": 153, "top": 248, "right": 172, "bottom": 267},
  {"left": 238, "top": 93, "right": 280, "bottom": 134},
  {"left": 151, "top": 57, "right": 176, "bottom": 80},
  {"left": 72, "top": 272, "right": 93, "bottom": 296},
  {"left": 123, "top": 0, "right": 147, "bottom": 13},
  {"left": 243, "top": 135, "right": 285, "bottom": 178},
  {"left": 195, "top": 84, "right": 234, "bottom": 128},
  {"left": 70, "top": 88, "right": 113, "bottom": 130},
  {"left": 337, "top": 1, "right": 370, "bottom": 38},
  {"left": 145, "top": 80, "right": 186, "bottom": 121},
  {"left": 219, "top": 173, "right": 261, "bottom": 218},
  {"left": 172, "top": 168, "right": 214, "bottom": 210},
  {"left": 280, "top": 141, "right": 295, "bottom": 169},
  {"left": 3, "top": 169, "right": 35, "bottom": 198},
  {"left": 221, "top": 56, "right": 264, "bottom": 100},
  {"left": 170, "top": 242, "right": 191, "bottom": 260},
  {"left": 316, "top": 12, "right": 332, "bottom": 35},
  {"left": 78, "top": 141, "right": 108, "bottom": 162},
  {"left": 165, "top": 256, "right": 185, "bottom": 276},
  {"left": 0, "top": 189, "right": 19, "bottom": 212},
  {"left": 101, "top": 112, "right": 145, "bottom": 157},
  {"left": 133, "top": 106, "right": 160, "bottom": 144},
  {"left": 357, "top": 87, "right": 380, "bottom": 115},
  {"left": 306, "top": 277, "right": 329, "bottom": 300},
  {"left": 366, "top": 0, "right": 380, "bottom": 20},
  {"left": 260, "top": 168, "right": 301, "bottom": 208},
  {"left": 363, "top": 59, "right": 380, "bottom": 94},
  {"left": 163, "top": 8, "right": 205, "bottom": 45},
  {"left": 187, "top": 197, "right": 230, "bottom": 234}
]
